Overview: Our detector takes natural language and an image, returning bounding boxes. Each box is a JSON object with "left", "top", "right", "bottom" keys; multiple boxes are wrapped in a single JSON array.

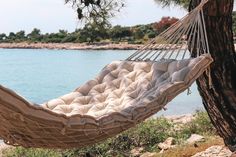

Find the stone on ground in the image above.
[
  {"left": 140, "top": 152, "right": 158, "bottom": 157},
  {"left": 157, "top": 137, "right": 175, "bottom": 150},
  {"left": 131, "top": 147, "right": 144, "bottom": 156},
  {"left": 0, "top": 143, "right": 12, "bottom": 157},
  {"left": 187, "top": 134, "right": 205, "bottom": 144},
  {"left": 192, "top": 146, "right": 232, "bottom": 157}
]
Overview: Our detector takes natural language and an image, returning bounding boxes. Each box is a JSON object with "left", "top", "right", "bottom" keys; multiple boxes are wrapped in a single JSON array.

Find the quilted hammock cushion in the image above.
[
  {"left": 42, "top": 54, "right": 212, "bottom": 118},
  {"left": 0, "top": 54, "right": 213, "bottom": 149}
]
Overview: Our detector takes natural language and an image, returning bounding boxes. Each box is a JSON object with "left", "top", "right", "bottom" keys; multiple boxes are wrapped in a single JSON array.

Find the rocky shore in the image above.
[
  {"left": 0, "top": 42, "right": 143, "bottom": 50},
  {"left": 1, "top": 43, "right": 236, "bottom": 51}
]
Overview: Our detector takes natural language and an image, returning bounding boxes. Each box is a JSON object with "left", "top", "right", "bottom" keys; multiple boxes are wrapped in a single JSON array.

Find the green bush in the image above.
[{"left": 184, "top": 110, "right": 216, "bottom": 136}]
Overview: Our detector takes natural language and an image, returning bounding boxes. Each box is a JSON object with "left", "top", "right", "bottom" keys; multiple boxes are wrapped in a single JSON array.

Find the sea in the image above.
[{"left": 0, "top": 49, "right": 205, "bottom": 116}]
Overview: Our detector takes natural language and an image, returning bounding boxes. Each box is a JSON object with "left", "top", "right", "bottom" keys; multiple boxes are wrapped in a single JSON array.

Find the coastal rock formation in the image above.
[
  {"left": 0, "top": 43, "right": 143, "bottom": 50},
  {"left": 165, "top": 114, "right": 195, "bottom": 124}
]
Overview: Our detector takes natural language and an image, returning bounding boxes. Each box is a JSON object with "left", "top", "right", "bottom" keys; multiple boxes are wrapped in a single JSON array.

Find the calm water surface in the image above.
[{"left": 0, "top": 49, "right": 204, "bottom": 115}]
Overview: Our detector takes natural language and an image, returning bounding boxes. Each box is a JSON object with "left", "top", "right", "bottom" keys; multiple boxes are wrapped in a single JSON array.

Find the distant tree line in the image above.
[{"left": 0, "top": 17, "right": 179, "bottom": 44}]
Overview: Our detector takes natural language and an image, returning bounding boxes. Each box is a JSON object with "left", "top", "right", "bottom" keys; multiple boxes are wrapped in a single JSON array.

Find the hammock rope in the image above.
[
  {"left": 127, "top": 0, "right": 210, "bottom": 61},
  {"left": 0, "top": 0, "right": 213, "bottom": 149}
]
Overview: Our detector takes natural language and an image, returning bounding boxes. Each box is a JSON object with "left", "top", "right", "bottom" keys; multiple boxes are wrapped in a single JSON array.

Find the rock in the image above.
[
  {"left": 0, "top": 143, "right": 12, "bottom": 157},
  {"left": 166, "top": 114, "right": 194, "bottom": 124},
  {"left": 131, "top": 147, "right": 144, "bottom": 156},
  {"left": 192, "top": 145, "right": 232, "bottom": 157},
  {"left": 159, "top": 149, "right": 165, "bottom": 154},
  {"left": 0, "top": 43, "right": 143, "bottom": 50},
  {"left": 157, "top": 137, "right": 175, "bottom": 150},
  {"left": 106, "top": 150, "right": 118, "bottom": 156},
  {"left": 140, "top": 152, "right": 158, "bottom": 157},
  {"left": 187, "top": 134, "right": 205, "bottom": 144}
]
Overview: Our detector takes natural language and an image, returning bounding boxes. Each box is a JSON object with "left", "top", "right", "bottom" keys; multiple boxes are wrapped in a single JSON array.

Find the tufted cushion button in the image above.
[
  {"left": 119, "top": 62, "right": 134, "bottom": 72},
  {"left": 171, "top": 68, "right": 190, "bottom": 82},
  {"left": 89, "top": 84, "right": 107, "bottom": 95},
  {"left": 110, "top": 70, "right": 119, "bottom": 79},
  {"left": 106, "top": 89, "right": 124, "bottom": 101},
  {"left": 93, "top": 93, "right": 108, "bottom": 103},
  {"left": 87, "top": 102, "right": 108, "bottom": 113},
  {"left": 76, "top": 80, "right": 98, "bottom": 96},
  {"left": 125, "top": 82, "right": 138, "bottom": 93},
  {"left": 106, "top": 61, "right": 119, "bottom": 70},
  {"left": 134, "top": 62, "right": 152, "bottom": 73},
  {"left": 126, "top": 72, "right": 137, "bottom": 82},
  {"left": 46, "top": 99, "right": 66, "bottom": 110},
  {"left": 177, "top": 59, "right": 190, "bottom": 69},
  {"left": 72, "top": 96, "right": 92, "bottom": 105},
  {"left": 110, "top": 79, "right": 121, "bottom": 89},
  {"left": 60, "top": 92, "right": 82, "bottom": 105},
  {"left": 153, "top": 70, "right": 165, "bottom": 79},
  {"left": 103, "top": 70, "right": 119, "bottom": 82},
  {"left": 118, "top": 69, "right": 130, "bottom": 77},
  {"left": 153, "top": 59, "right": 174, "bottom": 71},
  {"left": 120, "top": 78, "right": 133, "bottom": 87},
  {"left": 145, "top": 73, "right": 152, "bottom": 82},
  {"left": 129, "top": 88, "right": 142, "bottom": 99},
  {"left": 53, "top": 105, "right": 73, "bottom": 114},
  {"left": 68, "top": 103, "right": 93, "bottom": 115}
]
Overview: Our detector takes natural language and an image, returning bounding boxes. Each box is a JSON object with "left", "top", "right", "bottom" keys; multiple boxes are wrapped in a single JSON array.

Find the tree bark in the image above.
[{"left": 189, "top": 0, "right": 236, "bottom": 151}]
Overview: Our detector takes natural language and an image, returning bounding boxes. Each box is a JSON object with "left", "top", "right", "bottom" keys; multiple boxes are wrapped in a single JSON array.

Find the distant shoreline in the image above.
[{"left": 0, "top": 42, "right": 143, "bottom": 50}]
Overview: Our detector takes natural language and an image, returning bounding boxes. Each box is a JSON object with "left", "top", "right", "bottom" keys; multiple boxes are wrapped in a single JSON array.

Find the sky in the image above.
[{"left": 0, "top": 0, "right": 186, "bottom": 34}]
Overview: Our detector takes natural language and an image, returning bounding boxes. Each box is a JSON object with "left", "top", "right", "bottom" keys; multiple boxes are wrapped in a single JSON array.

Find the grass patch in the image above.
[
  {"left": 2, "top": 147, "right": 62, "bottom": 157},
  {"left": 2, "top": 111, "right": 218, "bottom": 157}
]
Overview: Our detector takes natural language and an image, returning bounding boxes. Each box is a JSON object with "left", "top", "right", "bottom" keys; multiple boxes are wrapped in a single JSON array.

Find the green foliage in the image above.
[
  {"left": 0, "top": 33, "right": 6, "bottom": 41},
  {"left": 60, "top": 33, "right": 78, "bottom": 43},
  {"left": 65, "top": 0, "right": 124, "bottom": 28},
  {"left": 27, "top": 28, "right": 42, "bottom": 42},
  {"left": 109, "top": 25, "right": 132, "bottom": 41},
  {"left": 7, "top": 32, "right": 17, "bottom": 42},
  {"left": 182, "top": 110, "right": 215, "bottom": 136},
  {"left": 65, "top": 0, "right": 190, "bottom": 26},
  {"left": 15, "top": 31, "right": 26, "bottom": 42},
  {"left": 127, "top": 118, "right": 173, "bottom": 148},
  {"left": 3, "top": 111, "right": 217, "bottom": 157},
  {"left": 0, "top": 18, "right": 176, "bottom": 44},
  {"left": 147, "top": 31, "right": 156, "bottom": 38},
  {"left": 78, "top": 22, "right": 110, "bottom": 43}
]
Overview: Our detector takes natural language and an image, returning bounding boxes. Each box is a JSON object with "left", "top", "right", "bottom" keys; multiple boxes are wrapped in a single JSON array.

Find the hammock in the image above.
[{"left": 0, "top": 0, "right": 212, "bottom": 149}]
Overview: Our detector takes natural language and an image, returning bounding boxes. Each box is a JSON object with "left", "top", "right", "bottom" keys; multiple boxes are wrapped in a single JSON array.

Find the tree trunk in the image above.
[{"left": 189, "top": 0, "right": 236, "bottom": 151}]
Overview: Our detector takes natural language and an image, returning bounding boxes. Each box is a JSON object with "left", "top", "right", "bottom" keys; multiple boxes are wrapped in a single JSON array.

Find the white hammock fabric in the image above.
[
  {"left": 0, "top": 0, "right": 213, "bottom": 149},
  {"left": 0, "top": 54, "right": 212, "bottom": 148}
]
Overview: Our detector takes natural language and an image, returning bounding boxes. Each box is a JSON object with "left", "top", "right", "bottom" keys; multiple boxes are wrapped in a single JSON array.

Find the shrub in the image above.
[{"left": 185, "top": 110, "right": 216, "bottom": 135}]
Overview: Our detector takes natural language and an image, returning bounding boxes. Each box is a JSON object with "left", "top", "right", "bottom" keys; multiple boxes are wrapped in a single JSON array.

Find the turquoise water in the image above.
[{"left": 0, "top": 49, "right": 204, "bottom": 115}]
